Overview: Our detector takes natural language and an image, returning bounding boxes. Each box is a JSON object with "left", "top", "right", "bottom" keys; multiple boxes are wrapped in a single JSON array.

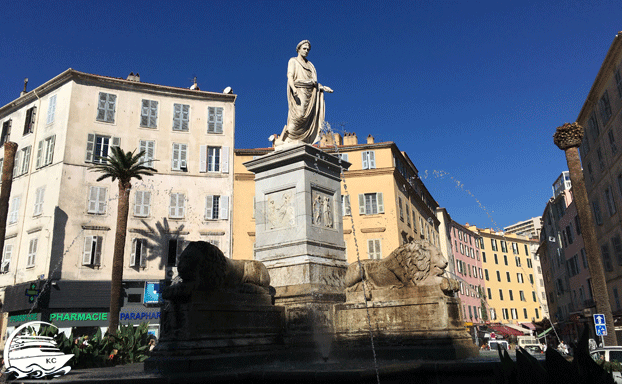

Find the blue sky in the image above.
[{"left": 1, "top": 0, "right": 621, "bottom": 231}]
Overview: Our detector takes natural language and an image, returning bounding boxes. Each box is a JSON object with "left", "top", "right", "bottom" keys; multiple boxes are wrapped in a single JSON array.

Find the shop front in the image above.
[{"left": 3, "top": 280, "right": 48, "bottom": 339}]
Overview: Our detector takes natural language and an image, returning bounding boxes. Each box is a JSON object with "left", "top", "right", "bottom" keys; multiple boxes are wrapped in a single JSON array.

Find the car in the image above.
[
  {"left": 489, "top": 340, "right": 509, "bottom": 351},
  {"left": 591, "top": 347, "right": 622, "bottom": 384},
  {"left": 522, "top": 344, "right": 543, "bottom": 355}
]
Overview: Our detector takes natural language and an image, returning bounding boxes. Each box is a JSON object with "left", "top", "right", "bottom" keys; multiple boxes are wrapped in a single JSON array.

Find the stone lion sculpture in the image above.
[
  {"left": 345, "top": 240, "right": 459, "bottom": 299},
  {"left": 163, "top": 241, "right": 271, "bottom": 302}
]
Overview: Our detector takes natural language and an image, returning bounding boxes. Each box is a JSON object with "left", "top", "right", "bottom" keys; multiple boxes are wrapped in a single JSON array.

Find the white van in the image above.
[{"left": 489, "top": 340, "right": 509, "bottom": 351}]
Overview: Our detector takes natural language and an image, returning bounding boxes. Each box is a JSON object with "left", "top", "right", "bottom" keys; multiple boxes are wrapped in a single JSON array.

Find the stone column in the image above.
[
  {"left": 0, "top": 142, "right": 18, "bottom": 262},
  {"left": 554, "top": 122, "right": 617, "bottom": 346},
  {"left": 244, "top": 144, "right": 349, "bottom": 341}
]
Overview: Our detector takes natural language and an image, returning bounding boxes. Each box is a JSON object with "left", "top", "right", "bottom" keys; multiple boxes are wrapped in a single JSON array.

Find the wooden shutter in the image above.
[
  {"left": 21, "top": 146, "right": 31, "bottom": 175},
  {"left": 139, "top": 240, "right": 147, "bottom": 267},
  {"left": 130, "top": 238, "right": 137, "bottom": 267},
  {"left": 141, "top": 100, "right": 150, "bottom": 126},
  {"left": 177, "top": 195, "right": 185, "bottom": 218},
  {"left": 83, "top": 236, "right": 93, "bottom": 265},
  {"left": 205, "top": 195, "right": 213, "bottom": 220},
  {"left": 97, "top": 93, "right": 107, "bottom": 121},
  {"left": 362, "top": 152, "right": 368, "bottom": 169},
  {"left": 215, "top": 107, "right": 223, "bottom": 133},
  {"left": 221, "top": 146, "right": 229, "bottom": 173},
  {"left": 45, "top": 135, "right": 55, "bottom": 165},
  {"left": 142, "top": 191, "right": 151, "bottom": 216},
  {"left": 359, "top": 194, "right": 365, "bottom": 215},
  {"left": 47, "top": 95, "right": 56, "bottom": 124},
  {"left": 344, "top": 195, "right": 351, "bottom": 216},
  {"left": 9, "top": 197, "right": 20, "bottom": 223},
  {"left": 200, "top": 145, "right": 207, "bottom": 173},
  {"left": 36, "top": 140, "right": 44, "bottom": 168},
  {"left": 88, "top": 187, "right": 98, "bottom": 213},
  {"left": 2, "top": 244, "right": 12, "bottom": 272},
  {"left": 34, "top": 187, "right": 45, "bottom": 216},
  {"left": 221, "top": 195, "right": 229, "bottom": 220},
  {"left": 27, "top": 238, "right": 37, "bottom": 266},
  {"left": 12, "top": 150, "right": 20, "bottom": 176},
  {"left": 208, "top": 107, "right": 215, "bottom": 133},
  {"left": 111, "top": 136, "right": 120, "bottom": 149},
  {"left": 181, "top": 104, "right": 189, "bottom": 131},
  {"left": 170, "top": 194, "right": 177, "bottom": 217},
  {"left": 134, "top": 191, "right": 143, "bottom": 216},
  {"left": 172, "top": 143, "right": 180, "bottom": 170},
  {"left": 173, "top": 104, "right": 181, "bottom": 130},
  {"left": 86, "top": 133, "right": 95, "bottom": 162},
  {"left": 97, "top": 187, "right": 107, "bottom": 214},
  {"left": 180, "top": 144, "right": 187, "bottom": 168},
  {"left": 374, "top": 240, "right": 381, "bottom": 258},
  {"left": 376, "top": 193, "right": 384, "bottom": 213},
  {"left": 93, "top": 236, "right": 103, "bottom": 265},
  {"left": 106, "top": 94, "right": 116, "bottom": 123},
  {"left": 368, "top": 151, "right": 376, "bottom": 169}
]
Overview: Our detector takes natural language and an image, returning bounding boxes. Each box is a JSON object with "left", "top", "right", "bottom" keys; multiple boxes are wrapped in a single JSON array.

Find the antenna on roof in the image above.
[
  {"left": 20, "top": 78, "right": 29, "bottom": 96},
  {"left": 190, "top": 76, "right": 200, "bottom": 91}
]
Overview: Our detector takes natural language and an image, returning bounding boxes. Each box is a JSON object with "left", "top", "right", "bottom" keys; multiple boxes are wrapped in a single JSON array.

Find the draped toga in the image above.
[{"left": 285, "top": 56, "right": 326, "bottom": 144}]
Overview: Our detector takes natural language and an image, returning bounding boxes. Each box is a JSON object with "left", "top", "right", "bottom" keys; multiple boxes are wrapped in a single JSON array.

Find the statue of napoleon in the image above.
[{"left": 274, "top": 40, "right": 333, "bottom": 148}]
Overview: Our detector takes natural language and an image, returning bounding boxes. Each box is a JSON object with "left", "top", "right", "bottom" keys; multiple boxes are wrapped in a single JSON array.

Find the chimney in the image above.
[
  {"left": 333, "top": 133, "right": 342, "bottom": 146},
  {"left": 320, "top": 132, "right": 335, "bottom": 147},
  {"left": 367, "top": 134, "right": 375, "bottom": 144},
  {"left": 343, "top": 132, "right": 358, "bottom": 146},
  {"left": 126, "top": 72, "right": 141, "bottom": 82},
  {"left": 20, "top": 78, "right": 28, "bottom": 97}
]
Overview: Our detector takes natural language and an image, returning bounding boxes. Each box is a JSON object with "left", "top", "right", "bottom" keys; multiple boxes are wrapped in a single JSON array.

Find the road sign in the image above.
[
  {"left": 594, "top": 314, "right": 606, "bottom": 325},
  {"left": 490, "top": 332, "right": 496, "bottom": 339},
  {"left": 596, "top": 325, "right": 608, "bottom": 336}
]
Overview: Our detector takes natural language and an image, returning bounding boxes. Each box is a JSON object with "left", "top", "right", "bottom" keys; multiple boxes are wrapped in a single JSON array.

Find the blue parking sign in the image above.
[{"left": 596, "top": 325, "right": 607, "bottom": 336}]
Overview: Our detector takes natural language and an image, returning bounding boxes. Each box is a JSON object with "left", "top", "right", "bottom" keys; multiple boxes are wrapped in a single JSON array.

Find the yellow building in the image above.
[
  {"left": 467, "top": 226, "right": 548, "bottom": 325},
  {"left": 233, "top": 133, "right": 441, "bottom": 263}
]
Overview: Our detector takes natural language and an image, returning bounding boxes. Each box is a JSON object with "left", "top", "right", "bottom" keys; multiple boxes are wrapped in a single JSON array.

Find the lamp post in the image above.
[{"left": 554, "top": 122, "right": 617, "bottom": 346}]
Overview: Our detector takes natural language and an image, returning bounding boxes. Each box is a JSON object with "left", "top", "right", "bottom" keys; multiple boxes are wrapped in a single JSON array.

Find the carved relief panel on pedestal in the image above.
[{"left": 312, "top": 189, "right": 334, "bottom": 229}]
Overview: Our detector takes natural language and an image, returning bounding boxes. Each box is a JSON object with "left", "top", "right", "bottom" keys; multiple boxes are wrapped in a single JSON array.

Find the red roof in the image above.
[{"left": 488, "top": 325, "right": 525, "bottom": 337}]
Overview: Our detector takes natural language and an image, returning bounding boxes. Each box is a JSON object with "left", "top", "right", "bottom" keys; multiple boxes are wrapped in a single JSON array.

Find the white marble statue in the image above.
[{"left": 275, "top": 40, "right": 333, "bottom": 148}]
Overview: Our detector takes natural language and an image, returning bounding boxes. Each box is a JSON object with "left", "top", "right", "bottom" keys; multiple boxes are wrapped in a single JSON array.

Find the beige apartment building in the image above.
[
  {"left": 0, "top": 69, "right": 235, "bottom": 338},
  {"left": 232, "top": 133, "right": 442, "bottom": 264},
  {"left": 466, "top": 226, "right": 549, "bottom": 325}
]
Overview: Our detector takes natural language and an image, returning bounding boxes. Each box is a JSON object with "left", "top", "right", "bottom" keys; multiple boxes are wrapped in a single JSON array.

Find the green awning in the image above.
[{"left": 537, "top": 327, "right": 553, "bottom": 338}]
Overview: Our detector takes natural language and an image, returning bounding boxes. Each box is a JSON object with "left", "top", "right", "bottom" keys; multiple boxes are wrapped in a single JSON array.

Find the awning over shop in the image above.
[
  {"left": 520, "top": 322, "right": 536, "bottom": 330},
  {"left": 505, "top": 323, "right": 531, "bottom": 334},
  {"left": 488, "top": 325, "right": 526, "bottom": 337},
  {"left": 537, "top": 327, "right": 553, "bottom": 338}
]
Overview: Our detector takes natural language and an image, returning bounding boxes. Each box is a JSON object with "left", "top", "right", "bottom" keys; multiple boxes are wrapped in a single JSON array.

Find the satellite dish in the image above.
[
  {"left": 223, "top": 86, "right": 233, "bottom": 94},
  {"left": 268, "top": 134, "right": 276, "bottom": 142}
]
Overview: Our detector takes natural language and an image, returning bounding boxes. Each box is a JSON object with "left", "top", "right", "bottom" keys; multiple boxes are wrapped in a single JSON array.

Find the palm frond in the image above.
[{"left": 89, "top": 146, "right": 157, "bottom": 184}]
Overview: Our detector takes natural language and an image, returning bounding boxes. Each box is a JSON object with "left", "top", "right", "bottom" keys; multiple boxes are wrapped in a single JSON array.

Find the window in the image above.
[
  {"left": 200, "top": 145, "right": 229, "bottom": 174},
  {"left": 588, "top": 111, "right": 600, "bottom": 140},
  {"left": 140, "top": 99, "right": 158, "bottom": 128},
  {"left": 169, "top": 193, "right": 185, "bottom": 219},
  {"left": 0, "top": 119, "right": 11, "bottom": 146},
  {"left": 512, "top": 242, "right": 519, "bottom": 254},
  {"left": 616, "top": 69, "right": 622, "bottom": 98},
  {"left": 602, "top": 243, "right": 614, "bottom": 272},
  {"left": 535, "top": 308, "right": 539, "bottom": 319},
  {"left": 524, "top": 244, "right": 529, "bottom": 255},
  {"left": 605, "top": 187, "right": 617, "bottom": 216},
  {"left": 134, "top": 191, "right": 151, "bottom": 217},
  {"left": 511, "top": 308, "right": 518, "bottom": 320},
  {"left": 359, "top": 193, "right": 384, "bottom": 215},
  {"left": 532, "top": 291, "right": 537, "bottom": 302},
  {"left": 503, "top": 255, "right": 508, "bottom": 266},
  {"left": 499, "top": 289, "right": 504, "bottom": 300},
  {"left": 405, "top": 204, "right": 410, "bottom": 226},
  {"left": 139, "top": 140, "right": 155, "bottom": 168},
  {"left": 83, "top": 236, "right": 103, "bottom": 266},
  {"left": 494, "top": 254, "right": 498, "bottom": 264},
  {"left": 517, "top": 273, "right": 524, "bottom": 283},
  {"left": 566, "top": 225, "right": 574, "bottom": 244},
  {"left": 587, "top": 163, "right": 594, "bottom": 183},
  {"left": 207, "top": 106, "right": 224, "bottom": 133},
  {"left": 598, "top": 148, "right": 606, "bottom": 170},
  {"left": 23, "top": 106, "right": 36, "bottom": 135},
  {"left": 26, "top": 238, "right": 38, "bottom": 268},
  {"left": 205, "top": 195, "right": 229, "bottom": 220},
  {"left": 482, "top": 252, "right": 486, "bottom": 262},
  {"left": 496, "top": 271, "right": 501, "bottom": 282},
  {"left": 167, "top": 238, "right": 187, "bottom": 266},
  {"left": 527, "top": 258, "right": 532, "bottom": 268},
  {"left": 361, "top": 151, "right": 376, "bottom": 169},
  {"left": 515, "top": 256, "right": 521, "bottom": 267},
  {"left": 96, "top": 92, "right": 116, "bottom": 123},
  {"left": 1, "top": 244, "right": 12, "bottom": 273},
  {"left": 46, "top": 95, "right": 57, "bottom": 125},
  {"left": 484, "top": 269, "right": 489, "bottom": 281},
  {"left": 509, "top": 291, "right": 514, "bottom": 301},
  {"left": 173, "top": 103, "right": 190, "bottom": 131},
  {"left": 85, "top": 134, "right": 120, "bottom": 163},
  {"left": 491, "top": 239, "right": 498, "bottom": 251},
  {"left": 8, "top": 196, "right": 20, "bottom": 224},
  {"left": 487, "top": 288, "right": 492, "bottom": 300},
  {"left": 523, "top": 308, "right": 528, "bottom": 319},
  {"left": 613, "top": 235, "right": 622, "bottom": 265},
  {"left": 341, "top": 195, "right": 351, "bottom": 216},
  {"left": 14, "top": 146, "right": 31, "bottom": 176},
  {"left": 581, "top": 248, "right": 588, "bottom": 269},
  {"left": 130, "top": 238, "right": 148, "bottom": 268},
  {"left": 368, "top": 239, "right": 382, "bottom": 259},
  {"left": 519, "top": 291, "right": 525, "bottom": 301},
  {"left": 582, "top": 133, "right": 591, "bottom": 154},
  {"left": 599, "top": 91, "right": 612, "bottom": 124},
  {"left": 478, "top": 267, "right": 483, "bottom": 279},
  {"left": 88, "top": 186, "right": 107, "bottom": 214},
  {"left": 609, "top": 131, "right": 617, "bottom": 155},
  {"left": 172, "top": 143, "right": 188, "bottom": 171},
  {"left": 36, "top": 135, "right": 55, "bottom": 168},
  {"left": 500, "top": 240, "right": 507, "bottom": 253},
  {"left": 529, "top": 274, "right": 534, "bottom": 284},
  {"left": 592, "top": 199, "right": 603, "bottom": 225},
  {"left": 398, "top": 197, "right": 404, "bottom": 221},
  {"left": 337, "top": 153, "right": 349, "bottom": 163},
  {"left": 506, "top": 271, "right": 511, "bottom": 282},
  {"left": 33, "top": 186, "right": 45, "bottom": 216}
]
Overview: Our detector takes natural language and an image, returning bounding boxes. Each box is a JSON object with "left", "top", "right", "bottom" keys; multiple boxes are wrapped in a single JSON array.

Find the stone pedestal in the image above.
[
  {"left": 333, "top": 285, "right": 479, "bottom": 360},
  {"left": 244, "top": 144, "right": 350, "bottom": 338}
]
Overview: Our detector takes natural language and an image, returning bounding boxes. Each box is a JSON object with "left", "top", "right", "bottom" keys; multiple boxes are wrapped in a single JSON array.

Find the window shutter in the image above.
[
  {"left": 367, "top": 239, "right": 374, "bottom": 258},
  {"left": 130, "top": 238, "right": 137, "bottom": 267},
  {"left": 47, "top": 95, "right": 56, "bottom": 124},
  {"left": 140, "top": 241, "right": 147, "bottom": 267},
  {"left": 2, "top": 244, "right": 12, "bottom": 272},
  {"left": 374, "top": 240, "right": 381, "bottom": 258},
  {"left": 150, "top": 101, "right": 158, "bottom": 127},
  {"left": 369, "top": 151, "right": 376, "bottom": 169},
  {"left": 170, "top": 194, "right": 177, "bottom": 217},
  {"left": 134, "top": 191, "right": 143, "bottom": 216},
  {"left": 376, "top": 193, "right": 384, "bottom": 213},
  {"left": 106, "top": 94, "right": 116, "bottom": 123},
  {"left": 21, "top": 146, "right": 31, "bottom": 175},
  {"left": 200, "top": 145, "right": 207, "bottom": 173},
  {"left": 172, "top": 143, "right": 180, "bottom": 170},
  {"left": 362, "top": 152, "right": 368, "bottom": 169},
  {"left": 9, "top": 197, "right": 20, "bottom": 223},
  {"left": 142, "top": 191, "right": 151, "bottom": 216},
  {"left": 28, "top": 239, "right": 38, "bottom": 266},
  {"left": 97, "top": 93, "right": 107, "bottom": 121},
  {"left": 36, "top": 140, "right": 44, "bottom": 168},
  {"left": 146, "top": 140, "right": 154, "bottom": 167},
  {"left": 221, "top": 146, "right": 229, "bottom": 173},
  {"left": 216, "top": 107, "right": 223, "bottom": 133},
  {"left": 111, "top": 136, "right": 120, "bottom": 149},
  {"left": 208, "top": 107, "right": 215, "bottom": 133},
  {"left": 177, "top": 194, "right": 185, "bottom": 218},
  {"left": 180, "top": 144, "right": 187, "bottom": 168},
  {"left": 182, "top": 104, "right": 189, "bottom": 131},
  {"left": 98, "top": 187, "right": 107, "bottom": 214},
  {"left": 359, "top": 194, "right": 365, "bottom": 214},
  {"left": 173, "top": 104, "right": 181, "bottom": 130},
  {"left": 12, "top": 151, "right": 20, "bottom": 176},
  {"left": 88, "top": 187, "right": 98, "bottom": 213},
  {"left": 205, "top": 195, "right": 213, "bottom": 220},
  {"left": 34, "top": 187, "right": 45, "bottom": 216},
  {"left": 86, "top": 133, "right": 95, "bottom": 162},
  {"left": 46, "top": 136, "right": 55, "bottom": 165},
  {"left": 221, "top": 195, "right": 229, "bottom": 220},
  {"left": 141, "top": 100, "right": 149, "bottom": 127},
  {"left": 83, "top": 236, "right": 93, "bottom": 265},
  {"left": 93, "top": 236, "right": 103, "bottom": 265}
]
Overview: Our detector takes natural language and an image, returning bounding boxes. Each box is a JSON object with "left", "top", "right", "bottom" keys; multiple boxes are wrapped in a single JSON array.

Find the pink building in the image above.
[{"left": 451, "top": 221, "right": 486, "bottom": 323}]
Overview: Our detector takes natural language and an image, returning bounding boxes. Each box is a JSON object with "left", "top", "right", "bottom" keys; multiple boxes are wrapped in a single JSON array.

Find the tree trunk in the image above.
[
  {"left": 108, "top": 180, "right": 131, "bottom": 335},
  {"left": 0, "top": 142, "right": 18, "bottom": 268}
]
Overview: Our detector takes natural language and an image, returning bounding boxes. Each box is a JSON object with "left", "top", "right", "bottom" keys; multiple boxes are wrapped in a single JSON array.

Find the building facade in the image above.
[
  {"left": 0, "top": 69, "right": 236, "bottom": 338},
  {"left": 504, "top": 216, "right": 542, "bottom": 239},
  {"left": 232, "top": 133, "right": 442, "bottom": 264},
  {"left": 576, "top": 31, "right": 622, "bottom": 330}
]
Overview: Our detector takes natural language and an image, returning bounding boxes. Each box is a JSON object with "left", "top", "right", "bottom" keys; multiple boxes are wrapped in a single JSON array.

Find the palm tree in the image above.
[{"left": 89, "top": 146, "right": 156, "bottom": 335}]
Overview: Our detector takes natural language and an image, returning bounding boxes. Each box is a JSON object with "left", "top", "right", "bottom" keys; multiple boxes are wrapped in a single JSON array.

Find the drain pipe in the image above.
[{"left": 0, "top": 142, "right": 19, "bottom": 270}]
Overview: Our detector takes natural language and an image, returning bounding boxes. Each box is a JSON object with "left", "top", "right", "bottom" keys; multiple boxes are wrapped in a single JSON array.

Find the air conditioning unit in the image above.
[{"left": 180, "top": 160, "right": 187, "bottom": 169}]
